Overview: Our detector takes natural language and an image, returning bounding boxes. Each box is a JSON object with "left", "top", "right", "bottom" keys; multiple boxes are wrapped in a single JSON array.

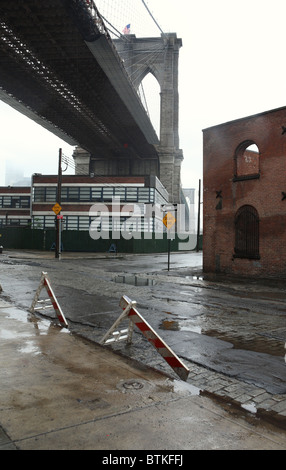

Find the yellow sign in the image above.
[
  {"left": 52, "top": 203, "right": 62, "bottom": 215},
  {"left": 163, "top": 212, "right": 176, "bottom": 230}
]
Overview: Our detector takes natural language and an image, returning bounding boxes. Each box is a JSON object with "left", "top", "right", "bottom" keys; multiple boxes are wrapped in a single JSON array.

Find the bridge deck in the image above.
[{"left": 0, "top": 0, "right": 159, "bottom": 160}]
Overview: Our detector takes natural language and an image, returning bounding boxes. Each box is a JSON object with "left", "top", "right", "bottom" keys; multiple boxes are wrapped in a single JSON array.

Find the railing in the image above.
[
  {"left": 83, "top": 0, "right": 108, "bottom": 36},
  {"left": 77, "top": 0, "right": 155, "bottom": 124}
]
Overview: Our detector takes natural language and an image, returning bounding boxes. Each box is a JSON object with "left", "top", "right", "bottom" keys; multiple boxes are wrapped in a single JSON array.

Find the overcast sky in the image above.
[{"left": 1, "top": 0, "right": 286, "bottom": 192}]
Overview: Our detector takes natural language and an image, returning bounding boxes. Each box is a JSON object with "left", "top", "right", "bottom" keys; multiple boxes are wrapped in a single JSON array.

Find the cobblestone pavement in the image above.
[
  {"left": 181, "top": 358, "right": 286, "bottom": 429},
  {"left": 0, "top": 249, "right": 285, "bottom": 431},
  {"left": 113, "top": 270, "right": 286, "bottom": 430},
  {"left": 92, "top": 322, "right": 286, "bottom": 431}
]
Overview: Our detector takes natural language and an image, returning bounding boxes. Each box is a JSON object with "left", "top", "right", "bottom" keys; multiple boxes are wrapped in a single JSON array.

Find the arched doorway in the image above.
[{"left": 234, "top": 205, "right": 260, "bottom": 259}]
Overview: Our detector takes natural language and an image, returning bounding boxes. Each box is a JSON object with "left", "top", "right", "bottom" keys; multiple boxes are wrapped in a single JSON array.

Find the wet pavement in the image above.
[
  {"left": 0, "top": 249, "right": 286, "bottom": 449},
  {"left": 1, "top": 297, "right": 286, "bottom": 450}
]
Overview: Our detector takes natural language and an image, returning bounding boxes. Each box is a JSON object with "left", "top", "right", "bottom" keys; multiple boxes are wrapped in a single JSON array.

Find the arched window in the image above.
[
  {"left": 234, "top": 141, "right": 260, "bottom": 181},
  {"left": 234, "top": 205, "right": 260, "bottom": 259}
]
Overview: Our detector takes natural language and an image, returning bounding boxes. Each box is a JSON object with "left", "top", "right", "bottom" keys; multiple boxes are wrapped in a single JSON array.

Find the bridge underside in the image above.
[{"left": 0, "top": 0, "right": 159, "bottom": 164}]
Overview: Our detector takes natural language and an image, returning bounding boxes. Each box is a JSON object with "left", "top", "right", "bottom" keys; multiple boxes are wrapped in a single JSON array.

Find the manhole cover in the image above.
[
  {"left": 123, "top": 380, "right": 144, "bottom": 390},
  {"left": 117, "top": 378, "right": 154, "bottom": 393}
]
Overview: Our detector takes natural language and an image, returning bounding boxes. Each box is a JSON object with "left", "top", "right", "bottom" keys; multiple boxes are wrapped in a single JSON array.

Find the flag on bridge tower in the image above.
[{"left": 123, "top": 24, "right": 131, "bottom": 34}]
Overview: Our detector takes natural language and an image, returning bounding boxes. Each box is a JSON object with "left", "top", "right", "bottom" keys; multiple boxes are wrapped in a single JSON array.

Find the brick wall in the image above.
[{"left": 203, "top": 106, "right": 286, "bottom": 278}]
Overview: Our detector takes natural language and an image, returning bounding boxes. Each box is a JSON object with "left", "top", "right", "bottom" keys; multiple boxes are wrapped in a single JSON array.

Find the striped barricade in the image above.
[
  {"left": 101, "top": 295, "right": 189, "bottom": 381},
  {"left": 30, "top": 272, "right": 68, "bottom": 328},
  {"left": 100, "top": 299, "right": 136, "bottom": 345}
]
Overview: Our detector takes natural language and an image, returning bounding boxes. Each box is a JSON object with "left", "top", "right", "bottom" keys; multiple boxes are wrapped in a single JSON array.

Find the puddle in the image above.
[
  {"left": 159, "top": 318, "right": 202, "bottom": 334},
  {"left": 0, "top": 328, "right": 31, "bottom": 340},
  {"left": 0, "top": 329, "right": 21, "bottom": 340},
  {"left": 159, "top": 320, "right": 180, "bottom": 331},
  {"left": 114, "top": 275, "right": 156, "bottom": 286},
  {"left": 117, "top": 378, "right": 201, "bottom": 398},
  {"left": 5, "top": 308, "right": 55, "bottom": 335},
  {"left": 159, "top": 316, "right": 285, "bottom": 357},
  {"left": 5, "top": 308, "right": 30, "bottom": 324},
  {"left": 241, "top": 402, "right": 257, "bottom": 414},
  {"left": 18, "top": 340, "right": 41, "bottom": 356},
  {"left": 171, "top": 379, "right": 201, "bottom": 396},
  {"left": 188, "top": 276, "right": 204, "bottom": 281},
  {"left": 204, "top": 329, "right": 285, "bottom": 357}
]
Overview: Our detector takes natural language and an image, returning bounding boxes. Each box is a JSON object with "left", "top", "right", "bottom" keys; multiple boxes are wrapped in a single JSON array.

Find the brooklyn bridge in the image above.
[{"left": 0, "top": 0, "right": 183, "bottom": 202}]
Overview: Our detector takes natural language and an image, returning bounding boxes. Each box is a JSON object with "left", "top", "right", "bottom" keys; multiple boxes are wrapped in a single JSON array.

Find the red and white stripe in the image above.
[
  {"left": 43, "top": 274, "right": 68, "bottom": 328},
  {"left": 119, "top": 295, "right": 189, "bottom": 381}
]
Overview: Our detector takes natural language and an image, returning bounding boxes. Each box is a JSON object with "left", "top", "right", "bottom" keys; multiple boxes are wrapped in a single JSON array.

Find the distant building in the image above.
[
  {"left": 31, "top": 174, "right": 169, "bottom": 233},
  {"left": 203, "top": 106, "right": 286, "bottom": 279},
  {"left": 182, "top": 188, "right": 196, "bottom": 234},
  {"left": 5, "top": 162, "right": 30, "bottom": 187},
  {"left": 0, "top": 174, "right": 170, "bottom": 232},
  {"left": 0, "top": 186, "right": 31, "bottom": 227}
]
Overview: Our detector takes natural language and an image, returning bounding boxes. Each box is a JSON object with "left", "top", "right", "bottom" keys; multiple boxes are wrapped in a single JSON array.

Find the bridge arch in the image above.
[
  {"left": 75, "top": 33, "right": 184, "bottom": 203},
  {"left": 140, "top": 72, "right": 160, "bottom": 136},
  {"left": 113, "top": 33, "right": 184, "bottom": 203},
  {"left": 131, "top": 63, "right": 161, "bottom": 92}
]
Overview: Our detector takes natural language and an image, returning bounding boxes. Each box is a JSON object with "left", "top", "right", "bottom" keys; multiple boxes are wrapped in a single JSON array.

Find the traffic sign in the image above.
[
  {"left": 52, "top": 203, "right": 62, "bottom": 215},
  {"left": 163, "top": 212, "right": 176, "bottom": 230},
  {"left": 161, "top": 204, "right": 177, "bottom": 212}
]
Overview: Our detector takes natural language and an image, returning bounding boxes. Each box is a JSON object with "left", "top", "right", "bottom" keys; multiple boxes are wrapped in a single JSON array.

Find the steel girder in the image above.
[{"left": 0, "top": 0, "right": 159, "bottom": 160}]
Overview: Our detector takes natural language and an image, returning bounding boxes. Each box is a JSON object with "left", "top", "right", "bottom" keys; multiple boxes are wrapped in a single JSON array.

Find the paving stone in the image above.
[
  {"left": 253, "top": 393, "right": 272, "bottom": 404},
  {"left": 0, "top": 426, "right": 16, "bottom": 450},
  {"left": 271, "top": 401, "right": 286, "bottom": 413}
]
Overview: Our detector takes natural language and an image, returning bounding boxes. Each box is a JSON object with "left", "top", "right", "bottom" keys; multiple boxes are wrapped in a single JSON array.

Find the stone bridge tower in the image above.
[{"left": 73, "top": 33, "right": 183, "bottom": 203}]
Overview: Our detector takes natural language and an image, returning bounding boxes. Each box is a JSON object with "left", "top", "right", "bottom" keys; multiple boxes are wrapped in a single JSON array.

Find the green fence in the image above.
[{"left": 0, "top": 227, "right": 202, "bottom": 253}]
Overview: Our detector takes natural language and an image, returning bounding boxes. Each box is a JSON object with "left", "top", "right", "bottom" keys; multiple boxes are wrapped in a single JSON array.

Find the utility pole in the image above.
[
  {"left": 162, "top": 204, "right": 176, "bottom": 271},
  {"left": 196, "top": 179, "right": 201, "bottom": 252},
  {"left": 55, "top": 148, "right": 62, "bottom": 259}
]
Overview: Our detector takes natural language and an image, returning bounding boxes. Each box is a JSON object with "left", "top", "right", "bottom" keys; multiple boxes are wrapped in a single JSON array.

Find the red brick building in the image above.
[{"left": 203, "top": 106, "right": 286, "bottom": 279}]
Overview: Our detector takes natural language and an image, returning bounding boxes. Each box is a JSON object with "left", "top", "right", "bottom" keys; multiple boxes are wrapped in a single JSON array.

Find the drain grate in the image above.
[
  {"left": 122, "top": 380, "right": 144, "bottom": 390},
  {"left": 117, "top": 378, "right": 154, "bottom": 394}
]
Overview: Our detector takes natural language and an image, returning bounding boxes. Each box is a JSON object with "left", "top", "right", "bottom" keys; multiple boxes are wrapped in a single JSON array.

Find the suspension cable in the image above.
[{"left": 141, "top": 0, "right": 167, "bottom": 38}]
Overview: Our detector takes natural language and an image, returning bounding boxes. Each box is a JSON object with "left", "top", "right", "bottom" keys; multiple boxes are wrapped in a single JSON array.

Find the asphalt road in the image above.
[{"left": 0, "top": 249, "right": 285, "bottom": 398}]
